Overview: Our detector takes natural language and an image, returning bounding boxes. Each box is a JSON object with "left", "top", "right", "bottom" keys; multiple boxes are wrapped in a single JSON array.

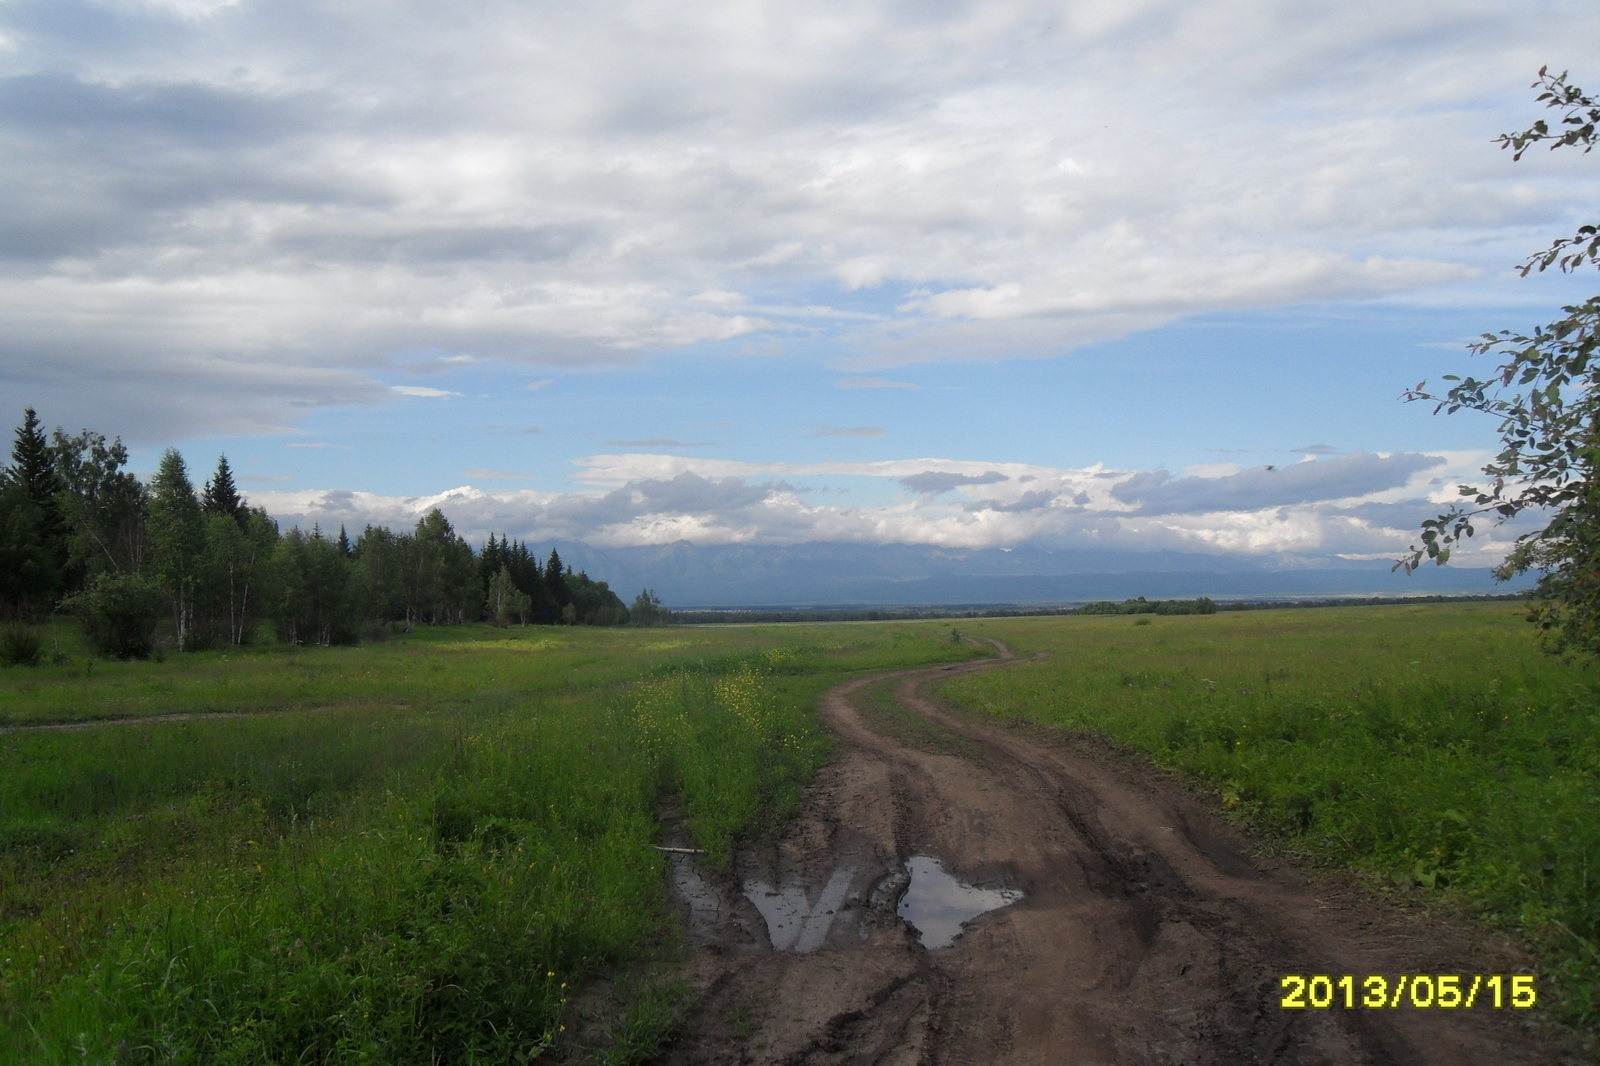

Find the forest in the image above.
[{"left": 0, "top": 408, "right": 631, "bottom": 658}]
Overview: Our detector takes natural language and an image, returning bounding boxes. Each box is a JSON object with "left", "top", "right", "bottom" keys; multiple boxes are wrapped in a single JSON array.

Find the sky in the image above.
[{"left": 3, "top": 0, "right": 1598, "bottom": 575}]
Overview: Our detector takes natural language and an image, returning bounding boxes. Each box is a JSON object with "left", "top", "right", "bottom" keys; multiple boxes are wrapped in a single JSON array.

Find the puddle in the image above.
[
  {"left": 897, "top": 855, "right": 1022, "bottom": 949},
  {"left": 743, "top": 864, "right": 857, "bottom": 952},
  {"left": 668, "top": 852, "right": 725, "bottom": 930}
]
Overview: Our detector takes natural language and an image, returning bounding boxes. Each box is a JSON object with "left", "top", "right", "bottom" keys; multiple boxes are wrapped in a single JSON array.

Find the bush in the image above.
[
  {"left": 70, "top": 572, "right": 165, "bottom": 659},
  {"left": 0, "top": 623, "right": 41, "bottom": 666}
]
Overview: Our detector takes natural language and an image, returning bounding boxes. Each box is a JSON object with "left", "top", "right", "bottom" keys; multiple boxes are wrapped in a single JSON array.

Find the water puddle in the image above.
[
  {"left": 897, "top": 855, "right": 1022, "bottom": 949},
  {"left": 743, "top": 864, "right": 857, "bottom": 952},
  {"left": 668, "top": 852, "right": 726, "bottom": 930}
]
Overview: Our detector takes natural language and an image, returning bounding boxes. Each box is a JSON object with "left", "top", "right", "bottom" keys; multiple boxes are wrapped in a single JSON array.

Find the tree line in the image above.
[{"left": 0, "top": 408, "right": 635, "bottom": 658}]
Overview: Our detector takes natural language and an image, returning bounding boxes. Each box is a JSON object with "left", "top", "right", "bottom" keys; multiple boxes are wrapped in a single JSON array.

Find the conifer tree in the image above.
[
  {"left": 0, "top": 407, "right": 66, "bottom": 617},
  {"left": 545, "top": 547, "right": 569, "bottom": 610},
  {"left": 200, "top": 454, "right": 246, "bottom": 526},
  {"left": 9, "top": 407, "right": 63, "bottom": 505}
]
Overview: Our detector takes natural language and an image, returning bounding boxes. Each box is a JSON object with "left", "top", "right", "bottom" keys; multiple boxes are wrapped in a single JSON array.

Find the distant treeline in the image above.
[
  {"left": 0, "top": 408, "right": 632, "bottom": 658},
  {"left": 666, "top": 592, "right": 1531, "bottom": 626}
]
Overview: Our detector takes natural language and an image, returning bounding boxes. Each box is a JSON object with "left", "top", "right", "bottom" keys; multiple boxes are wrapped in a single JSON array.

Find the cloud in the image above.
[
  {"left": 463, "top": 468, "right": 532, "bottom": 480},
  {"left": 604, "top": 439, "right": 718, "bottom": 448},
  {"left": 523, "top": 380, "right": 555, "bottom": 392},
  {"left": 245, "top": 447, "right": 1514, "bottom": 567},
  {"left": 837, "top": 377, "right": 919, "bottom": 391},
  {"left": 391, "top": 386, "right": 462, "bottom": 398},
  {"left": 1, "top": 2, "right": 1596, "bottom": 433},
  {"left": 240, "top": 473, "right": 293, "bottom": 482},
  {"left": 1109, "top": 453, "right": 1445, "bottom": 516},
  {"left": 899, "top": 470, "right": 1008, "bottom": 495},
  {"left": 966, "top": 490, "right": 1057, "bottom": 513},
  {"left": 1295, "top": 444, "right": 1341, "bottom": 456},
  {"left": 808, "top": 425, "right": 886, "bottom": 438}
]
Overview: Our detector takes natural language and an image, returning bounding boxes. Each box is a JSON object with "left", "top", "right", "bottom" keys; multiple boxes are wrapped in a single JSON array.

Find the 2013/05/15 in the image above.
[{"left": 1279, "top": 974, "right": 1536, "bottom": 1010}]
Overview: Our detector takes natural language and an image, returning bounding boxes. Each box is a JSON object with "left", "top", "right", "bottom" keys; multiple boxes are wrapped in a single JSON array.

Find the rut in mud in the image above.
[{"left": 657, "top": 640, "right": 1582, "bottom": 1065}]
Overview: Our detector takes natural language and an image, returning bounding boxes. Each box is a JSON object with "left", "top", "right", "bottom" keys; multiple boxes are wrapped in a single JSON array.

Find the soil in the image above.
[{"left": 658, "top": 640, "right": 1588, "bottom": 1065}]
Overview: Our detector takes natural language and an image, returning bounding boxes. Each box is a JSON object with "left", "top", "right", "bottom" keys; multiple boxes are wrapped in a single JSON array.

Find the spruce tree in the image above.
[
  {"left": 200, "top": 454, "right": 246, "bottom": 526},
  {"left": 1, "top": 408, "right": 66, "bottom": 617},
  {"left": 9, "top": 407, "right": 62, "bottom": 504},
  {"left": 545, "top": 547, "right": 569, "bottom": 608}
]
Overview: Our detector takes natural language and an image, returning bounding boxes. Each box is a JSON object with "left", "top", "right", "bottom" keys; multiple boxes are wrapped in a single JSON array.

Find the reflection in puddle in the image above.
[
  {"left": 897, "top": 855, "right": 1022, "bottom": 949},
  {"left": 668, "top": 853, "right": 724, "bottom": 931},
  {"left": 743, "top": 865, "right": 856, "bottom": 952}
]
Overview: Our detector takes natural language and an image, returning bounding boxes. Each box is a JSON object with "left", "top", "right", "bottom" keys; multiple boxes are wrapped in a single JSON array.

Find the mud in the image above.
[{"left": 661, "top": 641, "right": 1586, "bottom": 1065}]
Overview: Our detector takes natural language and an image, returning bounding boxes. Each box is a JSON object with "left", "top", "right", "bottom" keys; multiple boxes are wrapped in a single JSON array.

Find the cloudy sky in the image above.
[{"left": 3, "top": 0, "right": 1597, "bottom": 572}]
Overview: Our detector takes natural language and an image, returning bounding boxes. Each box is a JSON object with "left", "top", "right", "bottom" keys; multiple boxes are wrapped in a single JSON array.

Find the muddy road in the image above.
[{"left": 658, "top": 640, "right": 1579, "bottom": 1065}]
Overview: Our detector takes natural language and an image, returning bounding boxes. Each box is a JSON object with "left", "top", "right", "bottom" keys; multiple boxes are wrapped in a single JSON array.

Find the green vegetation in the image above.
[
  {"left": 853, "top": 678, "right": 983, "bottom": 759},
  {"left": 0, "top": 621, "right": 979, "bottom": 1063},
  {"left": 1402, "top": 70, "right": 1600, "bottom": 657},
  {"left": 945, "top": 604, "right": 1600, "bottom": 1024},
  {"left": 0, "top": 411, "right": 633, "bottom": 659}
]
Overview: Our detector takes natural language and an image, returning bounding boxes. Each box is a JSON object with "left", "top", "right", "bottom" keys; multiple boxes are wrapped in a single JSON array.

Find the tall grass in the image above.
[
  {"left": 0, "top": 622, "right": 979, "bottom": 1062},
  {"left": 948, "top": 605, "right": 1600, "bottom": 1025}
]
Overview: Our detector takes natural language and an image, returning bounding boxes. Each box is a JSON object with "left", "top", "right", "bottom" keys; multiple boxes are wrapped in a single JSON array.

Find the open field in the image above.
[
  {"left": 944, "top": 604, "right": 1600, "bottom": 1026},
  {"left": 3, "top": 602, "right": 1597, "bottom": 1062},
  {"left": 0, "top": 621, "right": 979, "bottom": 1063}
]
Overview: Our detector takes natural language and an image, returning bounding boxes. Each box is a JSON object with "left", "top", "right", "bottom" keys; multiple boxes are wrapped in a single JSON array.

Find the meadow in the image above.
[
  {"left": 945, "top": 604, "right": 1600, "bottom": 1025},
  {"left": 0, "top": 621, "right": 980, "bottom": 1064}
]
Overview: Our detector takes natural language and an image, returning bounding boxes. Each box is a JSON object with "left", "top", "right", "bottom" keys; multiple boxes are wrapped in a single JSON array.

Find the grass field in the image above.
[
  {"left": 0, "top": 621, "right": 979, "bottom": 1064},
  {"left": 6, "top": 603, "right": 1599, "bottom": 1056},
  {"left": 945, "top": 604, "right": 1600, "bottom": 1025}
]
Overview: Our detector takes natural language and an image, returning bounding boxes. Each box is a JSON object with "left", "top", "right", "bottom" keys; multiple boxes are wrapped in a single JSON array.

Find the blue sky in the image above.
[{"left": 3, "top": 0, "right": 1598, "bottom": 570}]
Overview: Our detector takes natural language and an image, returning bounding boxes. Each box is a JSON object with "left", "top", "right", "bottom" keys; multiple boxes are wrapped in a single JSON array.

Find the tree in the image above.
[
  {"left": 201, "top": 454, "right": 247, "bottom": 527},
  {"left": 0, "top": 408, "right": 66, "bottom": 616},
  {"left": 0, "top": 481, "right": 59, "bottom": 620},
  {"left": 1401, "top": 69, "right": 1600, "bottom": 655},
  {"left": 545, "top": 548, "right": 569, "bottom": 611},
  {"left": 147, "top": 448, "right": 206, "bottom": 650},
  {"left": 272, "top": 525, "right": 356, "bottom": 645},
  {"left": 198, "top": 507, "right": 278, "bottom": 646},
  {"left": 486, "top": 565, "right": 532, "bottom": 625},
  {"left": 8, "top": 407, "right": 63, "bottom": 505},
  {"left": 50, "top": 427, "right": 147, "bottom": 580},
  {"left": 631, "top": 588, "right": 667, "bottom": 626}
]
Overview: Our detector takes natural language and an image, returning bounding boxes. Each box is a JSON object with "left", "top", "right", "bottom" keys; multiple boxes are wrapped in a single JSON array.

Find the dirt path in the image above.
[
  {"left": 658, "top": 640, "right": 1582, "bottom": 1065},
  {"left": 0, "top": 711, "right": 254, "bottom": 735}
]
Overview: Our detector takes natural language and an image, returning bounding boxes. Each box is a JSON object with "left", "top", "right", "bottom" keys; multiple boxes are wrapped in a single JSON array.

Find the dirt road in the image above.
[{"left": 659, "top": 640, "right": 1581, "bottom": 1065}]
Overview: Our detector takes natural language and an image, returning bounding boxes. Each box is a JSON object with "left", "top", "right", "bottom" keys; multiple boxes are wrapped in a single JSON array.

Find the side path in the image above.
[{"left": 658, "top": 639, "right": 1581, "bottom": 1065}]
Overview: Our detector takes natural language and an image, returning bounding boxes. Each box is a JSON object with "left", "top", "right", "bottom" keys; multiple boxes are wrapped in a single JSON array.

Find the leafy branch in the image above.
[{"left": 1398, "top": 71, "right": 1600, "bottom": 617}]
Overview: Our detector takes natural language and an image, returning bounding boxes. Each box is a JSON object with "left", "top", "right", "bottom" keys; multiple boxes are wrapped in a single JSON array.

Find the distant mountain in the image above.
[{"left": 533, "top": 540, "right": 1530, "bottom": 608}]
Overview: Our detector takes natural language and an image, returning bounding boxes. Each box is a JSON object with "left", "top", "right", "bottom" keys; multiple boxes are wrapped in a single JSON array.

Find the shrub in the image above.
[
  {"left": 0, "top": 623, "right": 41, "bottom": 666},
  {"left": 70, "top": 572, "right": 165, "bottom": 659}
]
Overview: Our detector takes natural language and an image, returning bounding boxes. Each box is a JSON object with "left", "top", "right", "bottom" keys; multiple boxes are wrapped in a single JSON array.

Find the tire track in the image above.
[{"left": 662, "top": 640, "right": 1579, "bottom": 1065}]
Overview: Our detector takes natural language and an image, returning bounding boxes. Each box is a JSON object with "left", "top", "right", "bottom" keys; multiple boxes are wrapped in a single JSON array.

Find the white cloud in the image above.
[
  {"left": 1, "top": 0, "right": 1595, "bottom": 435},
  {"left": 391, "top": 385, "right": 462, "bottom": 398},
  {"left": 248, "top": 448, "right": 1516, "bottom": 567}
]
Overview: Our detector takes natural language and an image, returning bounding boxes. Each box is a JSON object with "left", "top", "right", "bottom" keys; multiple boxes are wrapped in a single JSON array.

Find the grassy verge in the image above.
[
  {"left": 853, "top": 678, "right": 984, "bottom": 759},
  {"left": 946, "top": 604, "right": 1600, "bottom": 1027},
  {"left": 0, "top": 622, "right": 981, "bottom": 1063}
]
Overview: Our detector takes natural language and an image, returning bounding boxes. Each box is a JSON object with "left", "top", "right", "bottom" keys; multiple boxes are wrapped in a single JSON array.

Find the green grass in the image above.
[
  {"left": 0, "top": 621, "right": 981, "bottom": 1063},
  {"left": 945, "top": 604, "right": 1600, "bottom": 1025},
  {"left": 853, "top": 678, "right": 983, "bottom": 759}
]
